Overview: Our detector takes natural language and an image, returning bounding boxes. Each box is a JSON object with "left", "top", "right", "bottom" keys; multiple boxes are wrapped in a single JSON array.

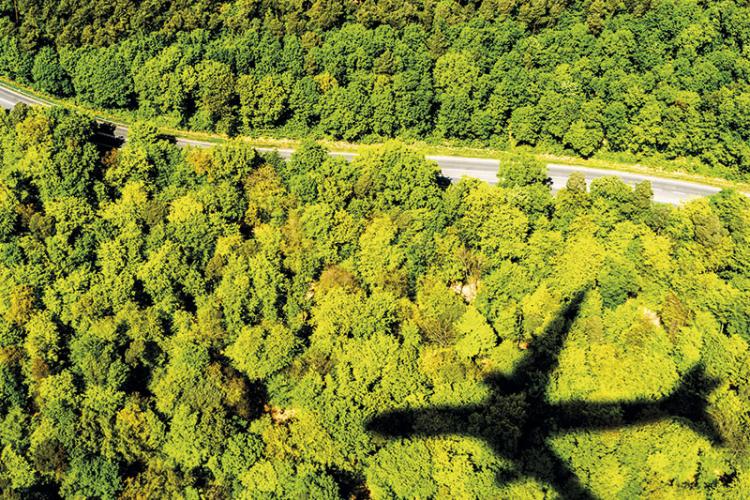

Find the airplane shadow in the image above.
[{"left": 367, "top": 291, "right": 723, "bottom": 499}]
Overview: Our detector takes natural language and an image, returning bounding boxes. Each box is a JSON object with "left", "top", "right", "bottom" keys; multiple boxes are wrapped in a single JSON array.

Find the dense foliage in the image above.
[
  {"left": 2, "top": 1, "right": 750, "bottom": 178},
  {"left": 1, "top": 105, "right": 749, "bottom": 497}
]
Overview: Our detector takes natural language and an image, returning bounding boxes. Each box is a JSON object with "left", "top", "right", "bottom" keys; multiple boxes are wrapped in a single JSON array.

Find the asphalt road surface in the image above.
[{"left": 0, "top": 84, "right": 727, "bottom": 205}]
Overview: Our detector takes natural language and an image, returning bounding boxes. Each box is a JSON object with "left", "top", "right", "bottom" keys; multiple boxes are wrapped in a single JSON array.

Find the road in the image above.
[
  {"left": 0, "top": 85, "right": 725, "bottom": 205},
  {"left": 0, "top": 85, "right": 43, "bottom": 109}
]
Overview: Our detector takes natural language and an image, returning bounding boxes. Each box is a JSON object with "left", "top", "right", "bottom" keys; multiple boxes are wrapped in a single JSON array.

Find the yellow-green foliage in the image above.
[{"left": 0, "top": 107, "right": 749, "bottom": 497}]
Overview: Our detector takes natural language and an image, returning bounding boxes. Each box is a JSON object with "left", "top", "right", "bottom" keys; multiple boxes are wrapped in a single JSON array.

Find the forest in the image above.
[
  {"left": 2, "top": 0, "right": 750, "bottom": 179},
  {"left": 1, "top": 104, "right": 750, "bottom": 497}
]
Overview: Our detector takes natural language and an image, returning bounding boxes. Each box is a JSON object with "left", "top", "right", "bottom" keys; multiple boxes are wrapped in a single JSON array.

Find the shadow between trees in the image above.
[{"left": 367, "top": 291, "right": 723, "bottom": 499}]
